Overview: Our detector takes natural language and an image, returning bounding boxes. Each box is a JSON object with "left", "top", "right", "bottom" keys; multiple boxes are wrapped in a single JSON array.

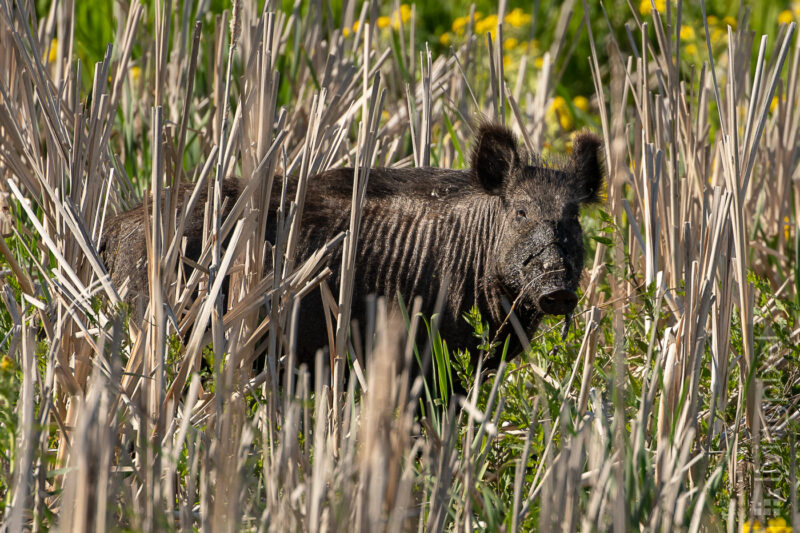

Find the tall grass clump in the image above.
[{"left": 0, "top": 0, "right": 798, "bottom": 530}]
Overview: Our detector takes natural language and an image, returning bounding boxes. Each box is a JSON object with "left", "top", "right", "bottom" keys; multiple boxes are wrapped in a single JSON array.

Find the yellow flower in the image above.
[
  {"left": 399, "top": 4, "right": 411, "bottom": 23},
  {"left": 0, "top": 355, "right": 13, "bottom": 371},
  {"left": 46, "top": 37, "right": 58, "bottom": 63},
  {"left": 353, "top": 20, "right": 360, "bottom": 32},
  {"left": 680, "top": 25, "right": 695, "bottom": 40},
  {"left": 381, "top": 110, "right": 390, "bottom": 121},
  {"left": 742, "top": 520, "right": 762, "bottom": 533},
  {"left": 706, "top": 15, "right": 718, "bottom": 26},
  {"left": 711, "top": 27, "right": 726, "bottom": 43},
  {"left": 684, "top": 43, "right": 698, "bottom": 56},
  {"left": 573, "top": 95, "right": 589, "bottom": 112},
  {"left": 377, "top": 16, "right": 390, "bottom": 29},
  {"left": 475, "top": 14, "right": 498, "bottom": 35},
  {"left": 342, "top": 27, "right": 351, "bottom": 37},
  {"left": 771, "top": 95, "right": 780, "bottom": 112},
  {"left": 759, "top": 517, "right": 792, "bottom": 533},
  {"left": 130, "top": 65, "right": 142, "bottom": 83},
  {"left": 389, "top": 4, "right": 412, "bottom": 29},
  {"left": 548, "top": 96, "right": 573, "bottom": 130},
  {"left": 452, "top": 15, "right": 470, "bottom": 34},
  {"left": 504, "top": 8, "right": 531, "bottom": 28},
  {"left": 440, "top": 32, "right": 452, "bottom": 46},
  {"left": 778, "top": 10, "right": 794, "bottom": 25},
  {"left": 639, "top": 0, "right": 666, "bottom": 16},
  {"left": 503, "top": 55, "right": 511, "bottom": 69},
  {"left": 723, "top": 16, "right": 737, "bottom": 28},
  {"left": 534, "top": 56, "right": 544, "bottom": 69},
  {"left": 503, "top": 37, "right": 518, "bottom": 50}
]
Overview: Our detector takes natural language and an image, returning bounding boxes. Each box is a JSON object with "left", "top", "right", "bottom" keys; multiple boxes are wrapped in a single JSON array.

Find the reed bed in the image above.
[{"left": 0, "top": 0, "right": 798, "bottom": 530}]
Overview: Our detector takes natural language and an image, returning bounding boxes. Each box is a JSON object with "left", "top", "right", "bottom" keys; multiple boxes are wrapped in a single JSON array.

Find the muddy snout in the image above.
[
  {"left": 527, "top": 246, "right": 578, "bottom": 316},
  {"left": 537, "top": 288, "right": 578, "bottom": 315}
]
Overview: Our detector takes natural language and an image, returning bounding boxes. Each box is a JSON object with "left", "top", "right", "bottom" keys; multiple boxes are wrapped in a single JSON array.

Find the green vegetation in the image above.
[{"left": 0, "top": 0, "right": 799, "bottom": 530}]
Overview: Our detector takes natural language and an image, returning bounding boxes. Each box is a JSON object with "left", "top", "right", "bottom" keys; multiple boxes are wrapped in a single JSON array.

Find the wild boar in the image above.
[{"left": 100, "top": 123, "right": 604, "bottom": 372}]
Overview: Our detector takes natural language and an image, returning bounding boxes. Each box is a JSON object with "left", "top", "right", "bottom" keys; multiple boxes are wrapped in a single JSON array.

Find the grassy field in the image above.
[{"left": 0, "top": 0, "right": 799, "bottom": 531}]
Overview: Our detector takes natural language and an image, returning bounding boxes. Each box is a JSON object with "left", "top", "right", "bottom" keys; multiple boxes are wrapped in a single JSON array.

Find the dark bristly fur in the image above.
[{"left": 100, "top": 124, "right": 604, "bottom": 373}]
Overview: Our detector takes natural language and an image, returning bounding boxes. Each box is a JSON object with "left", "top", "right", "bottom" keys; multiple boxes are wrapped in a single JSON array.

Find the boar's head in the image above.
[{"left": 472, "top": 124, "right": 603, "bottom": 328}]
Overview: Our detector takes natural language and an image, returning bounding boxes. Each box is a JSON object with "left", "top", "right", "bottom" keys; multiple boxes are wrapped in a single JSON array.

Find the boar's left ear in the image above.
[
  {"left": 568, "top": 132, "right": 605, "bottom": 204},
  {"left": 471, "top": 124, "right": 522, "bottom": 194}
]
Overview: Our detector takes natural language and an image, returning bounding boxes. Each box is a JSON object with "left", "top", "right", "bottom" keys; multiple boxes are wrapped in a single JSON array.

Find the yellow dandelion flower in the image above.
[
  {"left": 547, "top": 96, "right": 573, "bottom": 130},
  {"left": 711, "top": 27, "right": 725, "bottom": 43},
  {"left": 767, "top": 516, "right": 788, "bottom": 532},
  {"left": 503, "top": 37, "right": 518, "bottom": 50},
  {"left": 684, "top": 43, "right": 698, "bottom": 56},
  {"left": 534, "top": 56, "right": 544, "bottom": 69},
  {"left": 573, "top": 95, "right": 589, "bottom": 112},
  {"left": 504, "top": 8, "right": 531, "bottom": 28},
  {"left": 377, "top": 16, "right": 390, "bottom": 29},
  {"left": 680, "top": 25, "right": 695, "bottom": 40},
  {"left": 400, "top": 4, "right": 411, "bottom": 23},
  {"left": 771, "top": 95, "right": 780, "bottom": 112},
  {"left": 130, "top": 65, "right": 142, "bottom": 83},
  {"left": 503, "top": 55, "right": 511, "bottom": 69},
  {"left": 452, "top": 15, "right": 470, "bottom": 34},
  {"left": 706, "top": 15, "right": 718, "bottom": 26},
  {"left": 723, "top": 16, "right": 737, "bottom": 28},
  {"left": 778, "top": 10, "right": 794, "bottom": 25},
  {"left": 342, "top": 27, "right": 351, "bottom": 37},
  {"left": 440, "top": 32, "right": 452, "bottom": 46},
  {"left": 353, "top": 20, "right": 360, "bottom": 32},
  {"left": 475, "top": 14, "right": 498, "bottom": 35},
  {"left": 551, "top": 95, "right": 567, "bottom": 111},
  {"left": 0, "top": 355, "right": 13, "bottom": 371},
  {"left": 639, "top": 0, "right": 666, "bottom": 16},
  {"left": 390, "top": 6, "right": 411, "bottom": 29},
  {"left": 46, "top": 37, "right": 58, "bottom": 63},
  {"left": 381, "top": 110, "right": 390, "bottom": 121}
]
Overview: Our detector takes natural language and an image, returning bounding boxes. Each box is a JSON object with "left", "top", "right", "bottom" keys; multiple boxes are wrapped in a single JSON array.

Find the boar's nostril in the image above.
[
  {"left": 537, "top": 289, "right": 578, "bottom": 315},
  {"left": 523, "top": 253, "right": 535, "bottom": 267}
]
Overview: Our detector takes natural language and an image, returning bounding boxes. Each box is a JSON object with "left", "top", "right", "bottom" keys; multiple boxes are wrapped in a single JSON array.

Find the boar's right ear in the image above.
[
  {"left": 568, "top": 132, "right": 605, "bottom": 204},
  {"left": 471, "top": 124, "right": 521, "bottom": 194}
]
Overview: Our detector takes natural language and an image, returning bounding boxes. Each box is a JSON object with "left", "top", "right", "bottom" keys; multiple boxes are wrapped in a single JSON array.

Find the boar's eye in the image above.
[{"left": 516, "top": 208, "right": 527, "bottom": 221}]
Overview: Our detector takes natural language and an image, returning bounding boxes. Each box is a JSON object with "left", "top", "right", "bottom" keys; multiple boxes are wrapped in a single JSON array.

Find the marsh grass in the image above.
[{"left": 0, "top": 0, "right": 798, "bottom": 530}]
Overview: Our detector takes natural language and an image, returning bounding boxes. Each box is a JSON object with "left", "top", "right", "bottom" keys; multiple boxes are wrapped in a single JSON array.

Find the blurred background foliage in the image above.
[{"left": 34, "top": 0, "right": 800, "bottom": 150}]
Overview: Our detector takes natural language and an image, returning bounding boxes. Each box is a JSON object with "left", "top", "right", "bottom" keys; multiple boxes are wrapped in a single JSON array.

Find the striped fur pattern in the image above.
[
  {"left": 100, "top": 123, "right": 604, "bottom": 371},
  {"left": 271, "top": 124, "right": 604, "bottom": 368}
]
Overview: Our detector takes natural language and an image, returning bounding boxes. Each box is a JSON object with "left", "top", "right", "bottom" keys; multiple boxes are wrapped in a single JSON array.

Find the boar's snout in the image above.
[
  {"left": 537, "top": 288, "right": 578, "bottom": 315},
  {"left": 526, "top": 239, "right": 580, "bottom": 316}
]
